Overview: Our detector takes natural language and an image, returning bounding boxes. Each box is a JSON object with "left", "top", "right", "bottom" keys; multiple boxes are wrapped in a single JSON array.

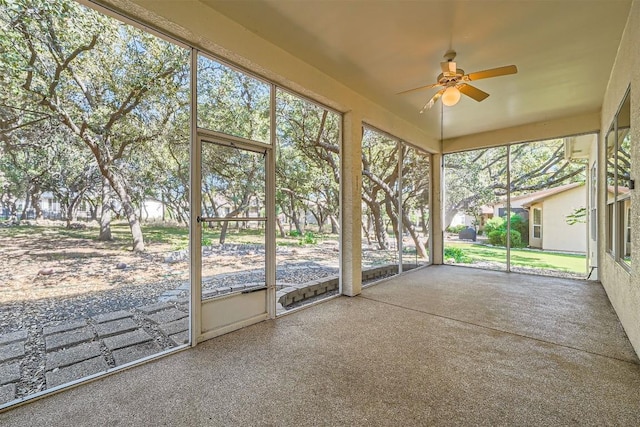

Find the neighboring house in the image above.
[
  {"left": 139, "top": 198, "right": 165, "bottom": 221},
  {"left": 452, "top": 182, "right": 590, "bottom": 253},
  {"left": 450, "top": 205, "right": 493, "bottom": 230},
  {"left": 10, "top": 191, "right": 91, "bottom": 220},
  {"left": 521, "top": 183, "right": 586, "bottom": 253},
  {"left": 9, "top": 193, "right": 171, "bottom": 222}
]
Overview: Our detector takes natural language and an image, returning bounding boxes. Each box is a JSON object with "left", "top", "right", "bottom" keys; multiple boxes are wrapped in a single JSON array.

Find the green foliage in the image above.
[
  {"left": 446, "top": 225, "right": 466, "bottom": 233},
  {"left": 488, "top": 229, "right": 523, "bottom": 247},
  {"left": 485, "top": 213, "right": 527, "bottom": 247},
  {"left": 444, "top": 246, "right": 472, "bottom": 263},
  {"left": 566, "top": 207, "right": 587, "bottom": 225},
  {"left": 484, "top": 217, "right": 505, "bottom": 234},
  {"left": 509, "top": 213, "right": 529, "bottom": 243},
  {"left": 289, "top": 230, "right": 301, "bottom": 237},
  {"left": 487, "top": 230, "right": 503, "bottom": 246},
  {"left": 444, "top": 141, "right": 586, "bottom": 236},
  {"left": 298, "top": 231, "right": 317, "bottom": 245}
]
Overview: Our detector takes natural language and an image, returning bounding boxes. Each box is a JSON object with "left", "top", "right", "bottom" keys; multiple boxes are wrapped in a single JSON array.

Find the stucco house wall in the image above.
[
  {"left": 536, "top": 186, "right": 587, "bottom": 253},
  {"left": 599, "top": 1, "right": 640, "bottom": 357}
]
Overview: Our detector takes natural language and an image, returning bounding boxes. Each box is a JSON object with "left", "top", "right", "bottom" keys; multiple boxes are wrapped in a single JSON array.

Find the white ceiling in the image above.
[{"left": 200, "top": 0, "right": 631, "bottom": 142}]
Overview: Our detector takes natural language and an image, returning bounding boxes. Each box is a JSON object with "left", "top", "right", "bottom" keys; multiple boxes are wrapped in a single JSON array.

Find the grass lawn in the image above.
[
  {"left": 0, "top": 222, "right": 337, "bottom": 251},
  {"left": 445, "top": 241, "right": 586, "bottom": 274}
]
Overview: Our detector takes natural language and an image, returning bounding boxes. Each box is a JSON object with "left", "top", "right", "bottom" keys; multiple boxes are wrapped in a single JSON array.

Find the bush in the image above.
[
  {"left": 484, "top": 212, "right": 528, "bottom": 247},
  {"left": 484, "top": 217, "right": 505, "bottom": 235},
  {"left": 289, "top": 230, "right": 301, "bottom": 237},
  {"left": 487, "top": 229, "right": 523, "bottom": 247},
  {"left": 509, "top": 214, "right": 528, "bottom": 244},
  {"left": 298, "top": 231, "right": 317, "bottom": 245},
  {"left": 444, "top": 246, "right": 472, "bottom": 263},
  {"left": 505, "top": 229, "right": 522, "bottom": 247},
  {"left": 446, "top": 225, "right": 466, "bottom": 233}
]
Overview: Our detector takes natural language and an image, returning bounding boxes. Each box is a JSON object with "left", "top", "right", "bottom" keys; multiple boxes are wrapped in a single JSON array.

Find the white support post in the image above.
[
  {"left": 341, "top": 111, "right": 362, "bottom": 296},
  {"left": 431, "top": 153, "right": 444, "bottom": 264}
]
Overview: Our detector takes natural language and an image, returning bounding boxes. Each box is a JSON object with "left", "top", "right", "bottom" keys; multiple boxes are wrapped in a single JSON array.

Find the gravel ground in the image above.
[
  {"left": 1, "top": 260, "right": 342, "bottom": 402},
  {"left": 0, "top": 262, "right": 342, "bottom": 335}
]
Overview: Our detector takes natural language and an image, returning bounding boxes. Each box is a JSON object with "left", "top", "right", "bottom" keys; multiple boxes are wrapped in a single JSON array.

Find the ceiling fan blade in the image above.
[
  {"left": 440, "top": 61, "right": 456, "bottom": 74},
  {"left": 458, "top": 83, "right": 490, "bottom": 102},
  {"left": 466, "top": 65, "right": 518, "bottom": 81},
  {"left": 420, "top": 89, "right": 445, "bottom": 114},
  {"left": 396, "top": 82, "right": 441, "bottom": 95}
]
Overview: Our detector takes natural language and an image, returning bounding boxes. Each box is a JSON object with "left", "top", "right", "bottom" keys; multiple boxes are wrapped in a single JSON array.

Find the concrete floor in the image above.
[{"left": 1, "top": 265, "right": 639, "bottom": 426}]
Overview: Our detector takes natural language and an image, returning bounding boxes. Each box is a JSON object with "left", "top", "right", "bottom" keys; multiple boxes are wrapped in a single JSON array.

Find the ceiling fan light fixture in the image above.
[{"left": 441, "top": 86, "right": 461, "bottom": 106}]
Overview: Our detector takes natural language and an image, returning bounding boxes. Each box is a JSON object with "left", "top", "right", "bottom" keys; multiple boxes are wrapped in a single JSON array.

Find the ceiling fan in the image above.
[{"left": 398, "top": 49, "right": 517, "bottom": 113}]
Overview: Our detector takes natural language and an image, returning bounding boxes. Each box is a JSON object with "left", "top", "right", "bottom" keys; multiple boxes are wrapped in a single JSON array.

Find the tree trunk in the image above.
[
  {"left": 31, "top": 189, "right": 43, "bottom": 220},
  {"left": 329, "top": 215, "right": 339, "bottom": 234},
  {"left": 419, "top": 205, "right": 428, "bottom": 234},
  {"left": 368, "top": 201, "right": 388, "bottom": 249},
  {"left": 384, "top": 197, "right": 401, "bottom": 250},
  {"left": 219, "top": 220, "right": 230, "bottom": 245},
  {"left": 98, "top": 177, "right": 113, "bottom": 241},
  {"left": 402, "top": 212, "right": 428, "bottom": 259},
  {"left": 289, "top": 197, "right": 303, "bottom": 234},
  {"left": 444, "top": 207, "right": 460, "bottom": 231},
  {"left": 276, "top": 216, "right": 286, "bottom": 238},
  {"left": 219, "top": 206, "right": 244, "bottom": 244},
  {"left": 105, "top": 170, "right": 144, "bottom": 251},
  {"left": 20, "top": 189, "right": 30, "bottom": 220},
  {"left": 310, "top": 209, "right": 324, "bottom": 233},
  {"left": 65, "top": 202, "right": 74, "bottom": 229}
]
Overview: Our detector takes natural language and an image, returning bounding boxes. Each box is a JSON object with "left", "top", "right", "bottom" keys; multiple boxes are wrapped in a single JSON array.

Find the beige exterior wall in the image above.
[
  {"left": 538, "top": 186, "right": 587, "bottom": 253},
  {"left": 599, "top": 1, "right": 640, "bottom": 356}
]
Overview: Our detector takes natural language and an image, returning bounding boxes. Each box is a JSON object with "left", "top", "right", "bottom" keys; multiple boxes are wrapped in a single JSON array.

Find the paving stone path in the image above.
[{"left": 0, "top": 301, "right": 189, "bottom": 406}]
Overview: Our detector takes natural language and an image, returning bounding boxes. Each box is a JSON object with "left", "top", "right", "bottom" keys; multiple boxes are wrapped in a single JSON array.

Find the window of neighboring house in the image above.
[
  {"left": 606, "top": 88, "right": 631, "bottom": 268},
  {"left": 533, "top": 208, "right": 542, "bottom": 239}
]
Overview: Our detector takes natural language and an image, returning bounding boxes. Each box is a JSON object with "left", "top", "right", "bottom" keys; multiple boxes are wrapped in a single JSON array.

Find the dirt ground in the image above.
[
  {"left": 0, "top": 222, "right": 343, "bottom": 305},
  {"left": 0, "top": 224, "right": 187, "bottom": 304}
]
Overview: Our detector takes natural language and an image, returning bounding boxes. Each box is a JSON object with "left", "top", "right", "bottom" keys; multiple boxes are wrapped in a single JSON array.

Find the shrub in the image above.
[
  {"left": 504, "top": 229, "right": 522, "bottom": 247},
  {"left": 298, "top": 231, "right": 317, "bottom": 245},
  {"left": 484, "top": 217, "right": 505, "bottom": 235},
  {"left": 487, "top": 230, "right": 503, "bottom": 246},
  {"left": 509, "top": 213, "right": 528, "bottom": 245},
  {"left": 488, "top": 229, "right": 523, "bottom": 247},
  {"left": 446, "top": 225, "right": 466, "bottom": 233},
  {"left": 444, "top": 246, "right": 472, "bottom": 263},
  {"left": 484, "top": 213, "right": 528, "bottom": 247},
  {"left": 289, "top": 230, "right": 301, "bottom": 237}
]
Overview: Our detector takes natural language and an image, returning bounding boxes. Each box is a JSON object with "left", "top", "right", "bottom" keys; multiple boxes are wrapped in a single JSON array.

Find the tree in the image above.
[
  {"left": 202, "top": 144, "right": 265, "bottom": 245},
  {"left": 361, "top": 129, "right": 399, "bottom": 251},
  {"left": 275, "top": 90, "right": 341, "bottom": 237},
  {"left": 361, "top": 133, "right": 430, "bottom": 259},
  {"left": 1, "top": 0, "right": 190, "bottom": 251},
  {"left": 444, "top": 140, "right": 586, "bottom": 229}
]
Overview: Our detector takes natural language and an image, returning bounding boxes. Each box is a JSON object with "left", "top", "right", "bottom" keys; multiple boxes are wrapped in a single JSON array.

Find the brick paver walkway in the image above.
[{"left": 0, "top": 300, "right": 189, "bottom": 406}]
